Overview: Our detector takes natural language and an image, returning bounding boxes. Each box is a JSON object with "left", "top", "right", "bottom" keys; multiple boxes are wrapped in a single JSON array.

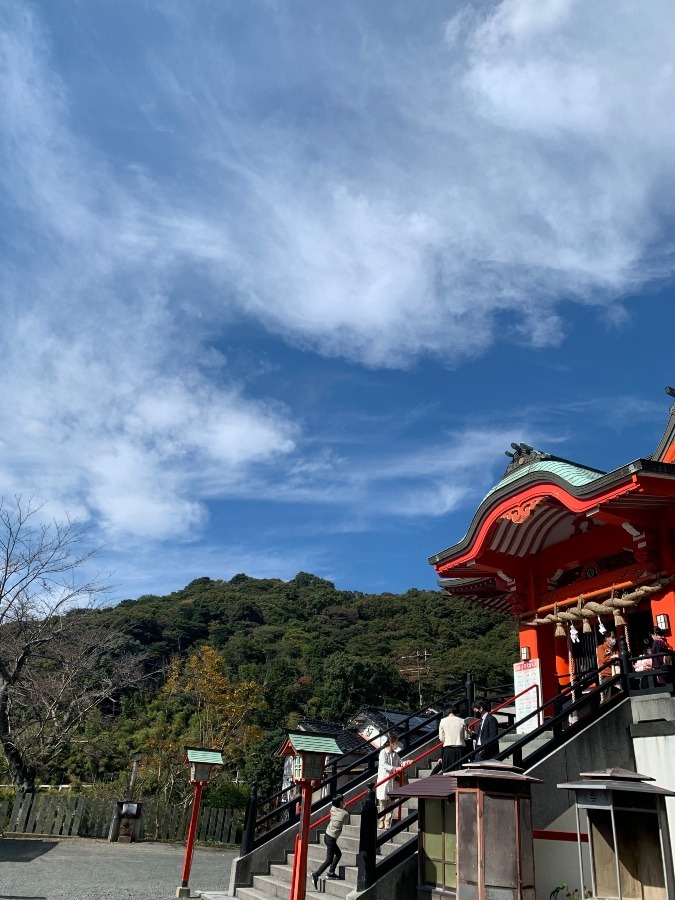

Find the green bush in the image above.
[{"left": 202, "top": 780, "right": 248, "bottom": 810}]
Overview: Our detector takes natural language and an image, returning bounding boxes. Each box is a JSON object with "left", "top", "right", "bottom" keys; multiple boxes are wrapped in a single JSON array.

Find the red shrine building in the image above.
[{"left": 428, "top": 394, "right": 675, "bottom": 702}]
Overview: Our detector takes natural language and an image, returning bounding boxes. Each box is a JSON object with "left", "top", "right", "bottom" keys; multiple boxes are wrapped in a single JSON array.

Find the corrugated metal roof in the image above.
[
  {"left": 287, "top": 733, "right": 342, "bottom": 755},
  {"left": 185, "top": 748, "right": 223, "bottom": 765},
  {"left": 390, "top": 774, "right": 458, "bottom": 799}
]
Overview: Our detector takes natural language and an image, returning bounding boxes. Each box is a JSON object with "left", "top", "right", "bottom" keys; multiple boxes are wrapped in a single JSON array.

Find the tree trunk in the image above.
[{"left": 0, "top": 684, "right": 37, "bottom": 794}]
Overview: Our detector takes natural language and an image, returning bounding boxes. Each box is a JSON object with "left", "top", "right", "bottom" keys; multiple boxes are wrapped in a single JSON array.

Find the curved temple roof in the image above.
[
  {"left": 429, "top": 458, "right": 675, "bottom": 611},
  {"left": 429, "top": 402, "right": 675, "bottom": 611},
  {"left": 482, "top": 457, "right": 606, "bottom": 503}
]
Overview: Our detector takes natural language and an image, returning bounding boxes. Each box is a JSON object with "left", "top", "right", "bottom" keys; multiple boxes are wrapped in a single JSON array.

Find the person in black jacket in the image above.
[
  {"left": 650, "top": 626, "right": 671, "bottom": 686},
  {"left": 473, "top": 699, "right": 499, "bottom": 760}
]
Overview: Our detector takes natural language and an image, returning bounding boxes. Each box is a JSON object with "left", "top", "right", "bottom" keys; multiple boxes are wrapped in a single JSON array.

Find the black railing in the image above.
[
  {"left": 625, "top": 651, "right": 672, "bottom": 692},
  {"left": 242, "top": 646, "right": 662, "bottom": 866},
  {"left": 240, "top": 675, "right": 492, "bottom": 853},
  {"left": 372, "top": 651, "right": 643, "bottom": 882}
]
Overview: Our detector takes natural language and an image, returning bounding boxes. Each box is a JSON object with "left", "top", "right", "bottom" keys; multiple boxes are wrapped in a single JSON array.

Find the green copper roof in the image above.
[
  {"left": 185, "top": 748, "right": 224, "bottom": 765},
  {"left": 287, "top": 733, "right": 342, "bottom": 755},
  {"left": 483, "top": 459, "right": 605, "bottom": 502}
]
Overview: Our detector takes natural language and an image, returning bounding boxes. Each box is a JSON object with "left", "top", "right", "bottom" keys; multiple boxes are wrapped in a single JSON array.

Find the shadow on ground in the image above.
[
  {"left": 0, "top": 839, "right": 59, "bottom": 863},
  {"left": 0, "top": 895, "right": 47, "bottom": 899}
]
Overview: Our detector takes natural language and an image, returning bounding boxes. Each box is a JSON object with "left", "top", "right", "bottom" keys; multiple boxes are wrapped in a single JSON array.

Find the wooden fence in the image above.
[
  {"left": 141, "top": 800, "right": 240, "bottom": 844},
  {"left": 0, "top": 793, "right": 241, "bottom": 844}
]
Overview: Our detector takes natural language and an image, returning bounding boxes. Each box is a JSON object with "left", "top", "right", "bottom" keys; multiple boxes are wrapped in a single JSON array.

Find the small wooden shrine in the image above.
[
  {"left": 429, "top": 391, "right": 675, "bottom": 700},
  {"left": 392, "top": 760, "right": 540, "bottom": 900},
  {"left": 557, "top": 768, "right": 675, "bottom": 900}
]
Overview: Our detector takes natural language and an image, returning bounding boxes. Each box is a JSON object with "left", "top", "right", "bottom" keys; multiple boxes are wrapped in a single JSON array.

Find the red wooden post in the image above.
[
  {"left": 290, "top": 780, "right": 313, "bottom": 900},
  {"left": 178, "top": 781, "right": 203, "bottom": 896},
  {"left": 289, "top": 833, "right": 300, "bottom": 900}
]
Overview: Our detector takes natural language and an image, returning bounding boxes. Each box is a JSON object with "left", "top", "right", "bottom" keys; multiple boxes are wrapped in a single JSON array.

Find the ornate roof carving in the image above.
[{"left": 503, "top": 443, "right": 549, "bottom": 476}]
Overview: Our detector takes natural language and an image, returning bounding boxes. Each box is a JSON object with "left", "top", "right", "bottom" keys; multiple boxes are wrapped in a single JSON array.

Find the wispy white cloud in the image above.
[
  {"left": 133, "top": 0, "right": 675, "bottom": 366},
  {"left": 226, "top": 425, "right": 526, "bottom": 523},
  {"left": 0, "top": 0, "right": 674, "bottom": 593},
  {"left": 0, "top": 4, "right": 296, "bottom": 543}
]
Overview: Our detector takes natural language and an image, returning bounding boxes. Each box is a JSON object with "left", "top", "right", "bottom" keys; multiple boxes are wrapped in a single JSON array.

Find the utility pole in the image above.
[{"left": 398, "top": 650, "right": 430, "bottom": 707}]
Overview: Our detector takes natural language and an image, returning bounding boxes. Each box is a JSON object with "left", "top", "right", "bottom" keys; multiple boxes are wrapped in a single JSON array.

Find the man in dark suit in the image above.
[{"left": 473, "top": 699, "right": 499, "bottom": 760}]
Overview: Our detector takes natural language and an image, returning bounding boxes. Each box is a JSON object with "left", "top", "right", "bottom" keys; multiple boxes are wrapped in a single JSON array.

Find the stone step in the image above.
[
  {"left": 235, "top": 887, "right": 277, "bottom": 900},
  {"left": 270, "top": 862, "right": 359, "bottom": 887},
  {"left": 304, "top": 847, "right": 358, "bottom": 867},
  {"left": 303, "top": 843, "right": 404, "bottom": 866},
  {"left": 253, "top": 873, "right": 352, "bottom": 899},
  {"left": 391, "top": 827, "right": 417, "bottom": 843},
  {"left": 499, "top": 729, "right": 553, "bottom": 745},
  {"left": 498, "top": 732, "right": 553, "bottom": 756},
  {"left": 320, "top": 874, "right": 354, "bottom": 898},
  {"left": 336, "top": 823, "right": 362, "bottom": 838},
  {"left": 312, "top": 834, "right": 361, "bottom": 853},
  {"left": 297, "top": 834, "right": 413, "bottom": 873}
]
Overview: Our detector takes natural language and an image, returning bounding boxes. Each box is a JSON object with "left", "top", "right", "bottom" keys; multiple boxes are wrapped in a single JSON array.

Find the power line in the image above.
[{"left": 398, "top": 649, "right": 431, "bottom": 707}]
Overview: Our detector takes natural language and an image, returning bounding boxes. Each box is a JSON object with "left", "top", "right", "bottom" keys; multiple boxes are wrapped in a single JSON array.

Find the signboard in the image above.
[
  {"left": 359, "top": 724, "right": 386, "bottom": 748},
  {"left": 576, "top": 789, "right": 612, "bottom": 810},
  {"left": 513, "top": 659, "right": 543, "bottom": 734}
]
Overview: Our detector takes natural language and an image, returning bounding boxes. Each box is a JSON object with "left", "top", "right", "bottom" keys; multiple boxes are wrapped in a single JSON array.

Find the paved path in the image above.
[{"left": 0, "top": 837, "right": 236, "bottom": 900}]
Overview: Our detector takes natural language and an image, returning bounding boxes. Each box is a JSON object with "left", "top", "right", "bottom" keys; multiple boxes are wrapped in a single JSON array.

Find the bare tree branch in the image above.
[{"left": 0, "top": 496, "right": 146, "bottom": 791}]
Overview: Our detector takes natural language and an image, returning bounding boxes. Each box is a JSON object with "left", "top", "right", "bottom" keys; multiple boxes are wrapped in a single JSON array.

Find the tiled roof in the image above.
[
  {"left": 297, "top": 717, "right": 371, "bottom": 756},
  {"left": 347, "top": 706, "right": 437, "bottom": 736},
  {"left": 483, "top": 459, "right": 605, "bottom": 502},
  {"left": 335, "top": 731, "right": 371, "bottom": 754},
  {"left": 297, "top": 718, "right": 344, "bottom": 734}
]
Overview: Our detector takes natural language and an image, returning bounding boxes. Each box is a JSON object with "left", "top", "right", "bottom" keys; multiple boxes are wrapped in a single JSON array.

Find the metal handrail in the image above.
[
  {"left": 372, "top": 665, "right": 632, "bottom": 879},
  {"left": 255, "top": 684, "right": 462, "bottom": 810},
  {"left": 248, "top": 662, "right": 624, "bottom": 851},
  {"left": 344, "top": 681, "right": 544, "bottom": 834},
  {"left": 307, "top": 681, "right": 546, "bottom": 836},
  {"left": 249, "top": 681, "right": 470, "bottom": 846},
  {"left": 309, "top": 721, "right": 457, "bottom": 833}
]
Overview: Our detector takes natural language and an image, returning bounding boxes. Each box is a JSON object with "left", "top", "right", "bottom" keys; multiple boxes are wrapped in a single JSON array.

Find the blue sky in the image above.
[{"left": 1, "top": 0, "right": 674, "bottom": 601}]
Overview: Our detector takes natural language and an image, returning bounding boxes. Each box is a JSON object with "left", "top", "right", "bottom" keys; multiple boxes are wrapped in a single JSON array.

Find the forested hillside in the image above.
[{"left": 1, "top": 572, "right": 517, "bottom": 800}]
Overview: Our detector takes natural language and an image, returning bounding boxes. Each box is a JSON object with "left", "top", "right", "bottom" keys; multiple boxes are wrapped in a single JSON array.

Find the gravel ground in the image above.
[{"left": 0, "top": 837, "right": 236, "bottom": 900}]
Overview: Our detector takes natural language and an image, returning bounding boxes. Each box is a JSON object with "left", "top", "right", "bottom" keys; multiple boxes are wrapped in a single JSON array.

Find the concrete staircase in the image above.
[
  {"left": 224, "top": 705, "right": 539, "bottom": 900},
  {"left": 230, "top": 722, "right": 573, "bottom": 900},
  {"left": 498, "top": 728, "right": 553, "bottom": 758},
  {"left": 234, "top": 814, "right": 417, "bottom": 899},
  {"left": 233, "top": 758, "right": 438, "bottom": 900},
  {"left": 227, "top": 722, "right": 558, "bottom": 900}
]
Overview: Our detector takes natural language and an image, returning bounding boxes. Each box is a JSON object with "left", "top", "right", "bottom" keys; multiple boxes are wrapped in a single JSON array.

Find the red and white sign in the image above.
[{"left": 513, "top": 659, "right": 542, "bottom": 734}]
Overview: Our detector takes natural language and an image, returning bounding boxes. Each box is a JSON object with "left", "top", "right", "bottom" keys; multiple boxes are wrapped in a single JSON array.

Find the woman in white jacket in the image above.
[{"left": 375, "top": 735, "right": 401, "bottom": 828}]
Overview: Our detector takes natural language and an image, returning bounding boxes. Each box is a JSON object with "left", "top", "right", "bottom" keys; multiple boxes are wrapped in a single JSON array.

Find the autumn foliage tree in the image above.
[{"left": 143, "top": 644, "right": 265, "bottom": 796}]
